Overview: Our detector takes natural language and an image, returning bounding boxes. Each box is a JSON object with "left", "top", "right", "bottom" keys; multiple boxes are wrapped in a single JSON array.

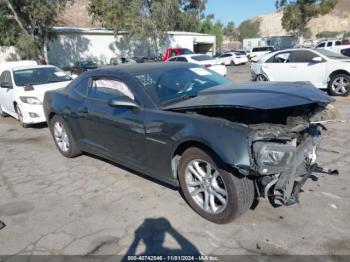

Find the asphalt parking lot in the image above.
[{"left": 0, "top": 64, "right": 350, "bottom": 256}]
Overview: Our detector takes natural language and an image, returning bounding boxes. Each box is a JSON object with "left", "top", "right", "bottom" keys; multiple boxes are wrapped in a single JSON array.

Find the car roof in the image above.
[
  {"left": 11, "top": 65, "right": 57, "bottom": 71},
  {"left": 171, "top": 54, "right": 211, "bottom": 58}
]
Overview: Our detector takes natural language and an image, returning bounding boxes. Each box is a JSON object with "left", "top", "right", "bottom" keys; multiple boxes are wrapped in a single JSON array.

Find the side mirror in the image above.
[
  {"left": 0, "top": 82, "right": 12, "bottom": 89},
  {"left": 312, "top": 57, "right": 323, "bottom": 63},
  {"left": 109, "top": 96, "right": 140, "bottom": 110}
]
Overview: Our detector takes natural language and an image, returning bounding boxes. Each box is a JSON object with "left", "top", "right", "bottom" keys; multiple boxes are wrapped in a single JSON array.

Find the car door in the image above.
[
  {"left": 0, "top": 70, "right": 16, "bottom": 115},
  {"left": 78, "top": 76, "right": 147, "bottom": 169},
  {"left": 288, "top": 50, "right": 327, "bottom": 88},
  {"left": 262, "top": 51, "right": 294, "bottom": 81}
]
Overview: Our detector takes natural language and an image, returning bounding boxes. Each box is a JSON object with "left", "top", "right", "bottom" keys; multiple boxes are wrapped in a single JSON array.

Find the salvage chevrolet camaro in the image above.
[{"left": 44, "top": 63, "right": 336, "bottom": 224}]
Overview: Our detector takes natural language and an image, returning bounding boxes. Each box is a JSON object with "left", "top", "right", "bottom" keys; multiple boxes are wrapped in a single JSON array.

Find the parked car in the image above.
[
  {"left": 68, "top": 60, "right": 98, "bottom": 75},
  {"left": 251, "top": 48, "right": 350, "bottom": 96},
  {"left": 249, "top": 46, "right": 274, "bottom": 59},
  {"left": 216, "top": 52, "right": 248, "bottom": 66},
  {"left": 316, "top": 39, "right": 350, "bottom": 54},
  {"left": 109, "top": 57, "right": 136, "bottom": 66},
  {"left": 44, "top": 62, "right": 336, "bottom": 224},
  {"left": 0, "top": 61, "right": 72, "bottom": 127},
  {"left": 167, "top": 54, "right": 227, "bottom": 76},
  {"left": 162, "top": 48, "right": 193, "bottom": 61}
]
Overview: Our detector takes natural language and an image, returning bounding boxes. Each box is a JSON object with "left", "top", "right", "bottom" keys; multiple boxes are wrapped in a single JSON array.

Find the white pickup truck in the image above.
[{"left": 316, "top": 40, "right": 350, "bottom": 54}]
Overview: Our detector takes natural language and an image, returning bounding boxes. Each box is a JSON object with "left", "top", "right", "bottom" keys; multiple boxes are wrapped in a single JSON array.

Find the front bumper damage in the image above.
[{"left": 253, "top": 124, "right": 339, "bottom": 207}]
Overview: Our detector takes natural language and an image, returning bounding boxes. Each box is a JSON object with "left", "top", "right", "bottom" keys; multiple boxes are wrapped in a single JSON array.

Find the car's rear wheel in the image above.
[
  {"left": 15, "top": 105, "right": 29, "bottom": 128},
  {"left": 328, "top": 74, "right": 350, "bottom": 96},
  {"left": 49, "top": 115, "right": 81, "bottom": 158},
  {"left": 0, "top": 104, "right": 9, "bottom": 117},
  {"left": 178, "top": 147, "right": 255, "bottom": 224},
  {"left": 256, "top": 74, "right": 269, "bottom": 82},
  {"left": 230, "top": 60, "right": 235, "bottom": 66}
]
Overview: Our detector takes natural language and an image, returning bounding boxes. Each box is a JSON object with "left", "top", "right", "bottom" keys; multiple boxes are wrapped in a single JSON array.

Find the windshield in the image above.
[
  {"left": 13, "top": 67, "right": 72, "bottom": 86},
  {"left": 133, "top": 66, "right": 230, "bottom": 105},
  {"left": 191, "top": 55, "right": 213, "bottom": 61},
  {"left": 316, "top": 49, "right": 349, "bottom": 60}
]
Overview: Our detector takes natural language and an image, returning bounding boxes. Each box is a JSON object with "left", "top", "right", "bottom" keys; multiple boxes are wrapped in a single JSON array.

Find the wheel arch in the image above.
[
  {"left": 171, "top": 140, "right": 226, "bottom": 180},
  {"left": 328, "top": 69, "right": 350, "bottom": 83}
]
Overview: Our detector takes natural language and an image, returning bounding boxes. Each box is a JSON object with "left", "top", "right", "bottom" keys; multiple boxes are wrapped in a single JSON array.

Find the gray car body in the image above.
[{"left": 43, "top": 63, "right": 332, "bottom": 187}]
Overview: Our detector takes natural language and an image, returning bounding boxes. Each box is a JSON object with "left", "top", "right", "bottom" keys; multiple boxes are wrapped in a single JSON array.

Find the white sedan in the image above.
[
  {"left": 250, "top": 48, "right": 350, "bottom": 96},
  {"left": 0, "top": 61, "right": 72, "bottom": 127},
  {"left": 216, "top": 52, "right": 249, "bottom": 66},
  {"left": 167, "top": 54, "right": 227, "bottom": 76}
]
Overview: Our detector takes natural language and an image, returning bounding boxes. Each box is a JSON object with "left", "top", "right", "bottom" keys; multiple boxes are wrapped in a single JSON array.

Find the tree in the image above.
[
  {"left": 223, "top": 21, "right": 238, "bottom": 41},
  {"left": 89, "top": 0, "right": 207, "bottom": 55},
  {"left": 316, "top": 31, "right": 340, "bottom": 38},
  {"left": 238, "top": 20, "right": 260, "bottom": 41},
  {"left": 199, "top": 14, "right": 223, "bottom": 50},
  {"left": 0, "top": 0, "right": 71, "bottom": 62},
  {"left": 276, "top": 0, "right": 338, "bottom": 37}
]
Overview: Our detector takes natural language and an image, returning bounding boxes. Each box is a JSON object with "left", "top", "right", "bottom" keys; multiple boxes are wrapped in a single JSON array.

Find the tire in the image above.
[
  {"left": 15, "top": 105, "right": 29, "bottom": 128},
  {"left": 328, "top": 74, "right": 350, "bottom": 97},
  {"left": 230, "top": 60, "right": 235, "bottom": 66},
  {"left": 49, "top": 115, "right": 81, "bottom": 158},
  {"left": 178, "top": 147, "right": 255, "bottom": 224},
  {"left": 256, "top": 74, "right": 269, "bottom": 82},
  {"left": 0, "top": 104, "right": 9, "bottom": 117}
]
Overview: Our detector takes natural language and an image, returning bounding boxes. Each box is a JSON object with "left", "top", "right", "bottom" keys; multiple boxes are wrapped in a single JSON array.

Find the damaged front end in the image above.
[{"left": 250, "top": 104, "right": 339, "bottom": 206}]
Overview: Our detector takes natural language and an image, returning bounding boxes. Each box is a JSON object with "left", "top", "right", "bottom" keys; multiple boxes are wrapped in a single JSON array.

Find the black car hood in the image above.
[{"left": 164, "top": 82, "right": 333, "bottom": 111}]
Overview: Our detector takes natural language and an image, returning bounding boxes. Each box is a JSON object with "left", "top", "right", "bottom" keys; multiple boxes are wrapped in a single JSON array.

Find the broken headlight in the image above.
[{"left": 254, "top": 142, "right": 295, "bottom": 174}]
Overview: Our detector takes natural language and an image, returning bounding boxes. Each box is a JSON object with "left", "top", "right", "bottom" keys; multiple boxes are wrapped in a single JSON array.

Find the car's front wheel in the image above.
[
  {"left": 178, "top": 147, "right": 255, "bottom": 224},
  {"left": 256, "top": 74, "right": 269, "bottom": 82},
  {"left": 328, "top": 74, "right": 350, "bottom": 96},
  {"left": 49, "top": 115, "right": 81, "bottom": 158}
]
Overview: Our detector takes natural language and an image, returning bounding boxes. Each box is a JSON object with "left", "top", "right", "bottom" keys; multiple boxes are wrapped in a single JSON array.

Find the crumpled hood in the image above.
[
  {"left": 17, "top": 81, "right": 71, "bottom": 102},
  {"left": 164, "top": 82, "right": 334, "bottom": 111}
]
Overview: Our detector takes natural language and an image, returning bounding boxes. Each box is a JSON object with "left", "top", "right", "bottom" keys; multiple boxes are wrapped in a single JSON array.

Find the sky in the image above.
[{"left": 205, "top": 0, "right": 277, "bottom": 26}]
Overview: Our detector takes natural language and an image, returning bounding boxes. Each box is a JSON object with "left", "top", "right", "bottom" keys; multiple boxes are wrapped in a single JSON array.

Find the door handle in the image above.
[
  {"left": 77, "top": 107, "right": 88, "bottom": 117},
  {"left": 290, "top": 65, "right": 297, "bottom": 69}
]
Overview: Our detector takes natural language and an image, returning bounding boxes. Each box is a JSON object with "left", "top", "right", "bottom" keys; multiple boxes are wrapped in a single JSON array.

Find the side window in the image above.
[
  {"left": 291, "top": 50, "right": 318, "bottom": 63},
  {"left": 335, "top": 41, "right": 342, "bottom": 46},
  {"left": 0, "top": 71, "right": 13, "bottom": 87},
  {"left": 88, "top": 78, "right": 135, "bottom": 101},
  {"left": 168, "top": 57, "right": 177, "bottom": 62},
  {"left": 176, "top": 57, "right": 188, "bottom": 62},
  {"left": 170, "top": 50, "right": 176, "bottom": 57},
  {"left": 327, "top": 42, "right": 333, "bottom": 47},
  {"left": 266, "top": 52, "right": 291, "bottom": 63},
  {"left": 317, "top": 42, "right": 326, "bottom": 48}
]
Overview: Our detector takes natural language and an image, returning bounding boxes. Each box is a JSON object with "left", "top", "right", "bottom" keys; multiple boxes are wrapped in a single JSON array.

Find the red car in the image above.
[{"left": 162, "top": 48, "right": 193, "bottom": 61}]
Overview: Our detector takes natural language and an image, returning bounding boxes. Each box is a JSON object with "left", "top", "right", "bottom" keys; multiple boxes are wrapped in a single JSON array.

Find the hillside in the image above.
[{"left": 254, "top": 0, "right": 350, "bottom": 38}]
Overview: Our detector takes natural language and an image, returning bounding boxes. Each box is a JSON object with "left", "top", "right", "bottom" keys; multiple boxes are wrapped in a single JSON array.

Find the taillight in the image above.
[{"left": 204, "top": 64, "right": 212, "bottom": 68}]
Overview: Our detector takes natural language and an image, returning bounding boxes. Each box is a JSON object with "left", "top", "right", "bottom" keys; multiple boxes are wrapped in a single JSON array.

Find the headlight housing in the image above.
[
  {"left": 254, "top": 142, "right": 295, "bottom": 174},
  {"left": 19, "top": 97, "right": 42, "bottom": 105}
]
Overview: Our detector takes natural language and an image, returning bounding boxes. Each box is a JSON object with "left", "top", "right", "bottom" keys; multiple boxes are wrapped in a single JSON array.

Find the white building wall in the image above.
[{"left": 48, "top": 28, "right": 216, "bottom": 68}]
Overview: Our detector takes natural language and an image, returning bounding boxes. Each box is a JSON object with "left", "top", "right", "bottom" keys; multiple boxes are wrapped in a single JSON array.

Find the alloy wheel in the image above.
[
  {"left": 332, "top": 76, "right": 350, "bottom": 95},
  {"left": 256, "top": 74, "right": 268, "bottom": 82},
  {"left": 53, "top": 121, "right": 70, "bottom": 153},
  {"left": 185, "top": 160, "right": 228, "bottom": 214}
]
